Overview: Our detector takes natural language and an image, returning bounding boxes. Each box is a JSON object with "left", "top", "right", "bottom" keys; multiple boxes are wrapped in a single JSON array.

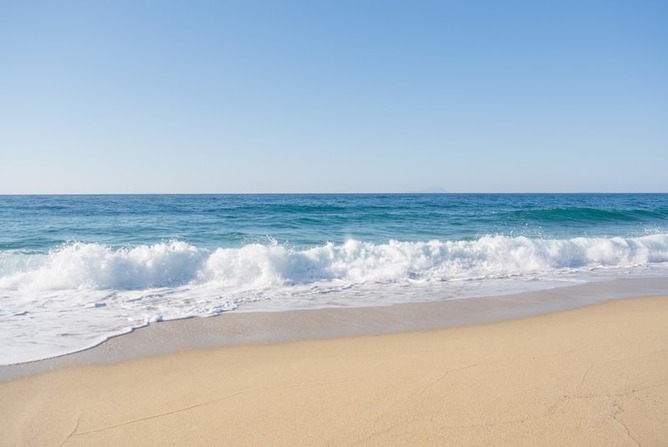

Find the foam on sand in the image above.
[{"left": 2, "top": 235, "right": 668, "bottom": 364}]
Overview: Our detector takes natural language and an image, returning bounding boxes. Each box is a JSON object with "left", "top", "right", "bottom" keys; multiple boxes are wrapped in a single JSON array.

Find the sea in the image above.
[{"left": 1, "top": 193, "right": 668, "bottom": 365}]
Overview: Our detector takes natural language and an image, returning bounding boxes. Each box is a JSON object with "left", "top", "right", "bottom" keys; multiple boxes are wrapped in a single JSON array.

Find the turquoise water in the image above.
[
  {"left": 1, "top": 193, "right": 668, "bottom": 364},
  {"left": 2, "top": 194, "right": 667, "bottom": 250}
]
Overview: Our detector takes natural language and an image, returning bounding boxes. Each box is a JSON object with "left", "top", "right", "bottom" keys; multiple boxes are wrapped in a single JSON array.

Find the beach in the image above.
[
  {"left": 4, "top": 0, "right": 667, "bottom": 442},
  {"left": 2, "top": 194, "right": 668, "bottom": 445},
  {"left": 2, "top": 294, "right": 667, "bottom": 446},
  {"left": 3, "top": 193, "right": 668, "bottom": 366}
]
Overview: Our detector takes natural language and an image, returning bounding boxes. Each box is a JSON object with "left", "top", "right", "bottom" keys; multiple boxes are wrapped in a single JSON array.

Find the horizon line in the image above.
[{"left": 1, "top": 191, "right": 666, "bottom": 196}]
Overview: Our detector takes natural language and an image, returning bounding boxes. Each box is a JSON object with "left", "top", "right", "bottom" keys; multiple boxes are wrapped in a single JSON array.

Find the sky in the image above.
[{"left": 1, "top": 0, "right": 667, "bottom": 194}]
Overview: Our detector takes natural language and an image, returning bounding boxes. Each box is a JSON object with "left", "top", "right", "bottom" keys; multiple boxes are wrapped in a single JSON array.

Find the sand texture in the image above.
[{"left": 2, "top": 296, "right": 668, "bottom": 446}]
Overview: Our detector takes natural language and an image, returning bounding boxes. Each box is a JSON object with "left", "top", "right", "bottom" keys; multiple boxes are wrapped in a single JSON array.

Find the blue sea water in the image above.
[{"left": 1, "top": 193, "right": 668, "bottom": 364}]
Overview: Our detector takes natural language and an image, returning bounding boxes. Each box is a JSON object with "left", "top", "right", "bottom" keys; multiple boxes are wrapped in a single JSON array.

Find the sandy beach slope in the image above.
[{"left": 2, "top": 295, "right": 667, "bottom": 446}]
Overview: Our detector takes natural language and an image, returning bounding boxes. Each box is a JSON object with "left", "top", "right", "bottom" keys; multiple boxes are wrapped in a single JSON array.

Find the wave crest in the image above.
[
  {"left": 0, "top": 241, "right": 206, "bottom": 291},
  {"left": 1, "top": 234, "right": 668, "bottom": 293}
]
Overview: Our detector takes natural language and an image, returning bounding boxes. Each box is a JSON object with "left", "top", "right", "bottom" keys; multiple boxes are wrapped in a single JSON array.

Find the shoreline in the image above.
[
  {"left": 2, "top": 293, "right": 667, "bottom": 445},
  {"left": 3, "top": 276, "right": 668, "bottom": 381}
]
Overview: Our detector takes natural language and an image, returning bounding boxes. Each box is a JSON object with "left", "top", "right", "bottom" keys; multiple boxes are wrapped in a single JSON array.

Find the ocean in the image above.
[{"left": 1, "top": 193, "right": 668, "bottom": 365}]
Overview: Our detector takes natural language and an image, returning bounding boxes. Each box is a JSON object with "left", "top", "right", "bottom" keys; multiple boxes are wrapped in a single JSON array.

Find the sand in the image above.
[{"left": 2, "top": 295, "right": 667, "bottom": 446}]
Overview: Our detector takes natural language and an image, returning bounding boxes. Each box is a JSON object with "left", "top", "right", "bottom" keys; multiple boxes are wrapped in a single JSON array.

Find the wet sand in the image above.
[{"left": 4, "top": 277, "right": 668, "bottom": 382}]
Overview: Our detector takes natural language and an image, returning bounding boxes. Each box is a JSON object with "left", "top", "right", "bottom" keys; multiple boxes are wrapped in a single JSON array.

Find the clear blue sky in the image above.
[{"left": 1, "top": 0, "right": 666, "bottom": 193}]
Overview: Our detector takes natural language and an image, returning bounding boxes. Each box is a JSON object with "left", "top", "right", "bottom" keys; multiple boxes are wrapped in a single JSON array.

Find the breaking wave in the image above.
[{"left": 2, "top": 234, "right": 668, "bottom": 293}]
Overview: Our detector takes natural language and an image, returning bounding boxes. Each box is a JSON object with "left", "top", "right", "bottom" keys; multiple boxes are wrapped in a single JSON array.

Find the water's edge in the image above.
[{"left": 2, "top": 276, "right": 668, "bottom": 381}]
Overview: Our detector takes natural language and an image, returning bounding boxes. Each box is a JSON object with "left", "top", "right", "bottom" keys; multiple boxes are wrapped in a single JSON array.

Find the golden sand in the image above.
[{"left": 2, "top": 296, "right": 667, "bottom": 446}]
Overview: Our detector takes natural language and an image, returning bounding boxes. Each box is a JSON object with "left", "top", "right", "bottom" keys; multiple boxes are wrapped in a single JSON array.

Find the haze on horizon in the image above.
[{"left": 1, "top": 1, "right": 667, "bottom": 194}]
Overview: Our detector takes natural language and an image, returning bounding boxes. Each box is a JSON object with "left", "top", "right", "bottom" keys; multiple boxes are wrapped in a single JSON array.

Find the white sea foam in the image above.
[
  {"left": 0, "top": 241, "right": 206, "bottom": 291},
  {"left": 2, "top": 234, "right": 668, "bottom": 365},
  {"left": 2, "top": 235, "right": 668, "bottom": 294}
]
